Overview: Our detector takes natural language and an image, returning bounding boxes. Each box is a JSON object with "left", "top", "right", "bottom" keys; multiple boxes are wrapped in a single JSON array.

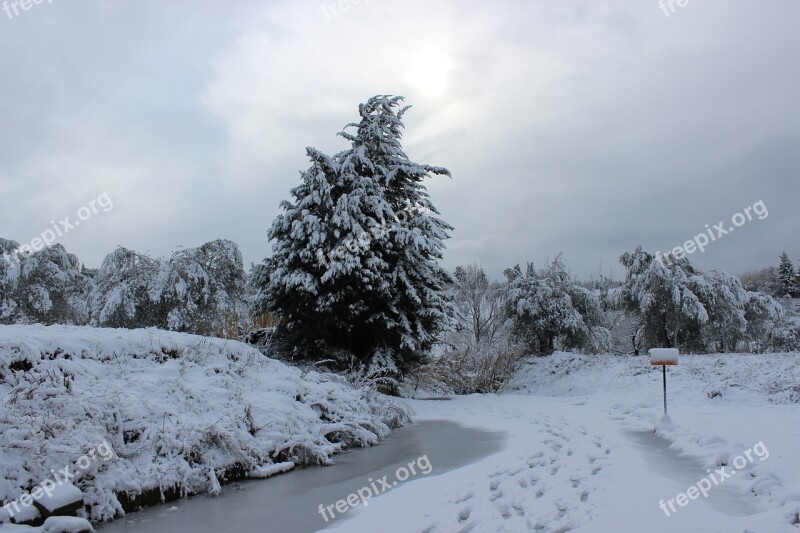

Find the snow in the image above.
[
  {"left": 32, "top": 482, "right": 83, "bottom": 513},
  {"left": 39, "top": 517, "right": 93, "bottom": 532},
  {"left": 0, "top": 324, "right": 409, "bottom": 524},
  {"left": 4, "top": 322, "right": 800, "bottom": 531},
  {"left": 246, "top": 462, "right": 295, "bottom": 479},
  {"left": 327, "top": 352, "right": 800, "bottom": 532},
  {"left": 0, "top": 517, "right": 94, "bottom": 533}
]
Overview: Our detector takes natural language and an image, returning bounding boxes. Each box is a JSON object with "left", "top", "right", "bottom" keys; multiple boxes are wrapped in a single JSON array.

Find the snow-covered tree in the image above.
[
  {"left": 258, "top": 95, "right": 455, "bottom": 372},
  {"left": 92, "top": 240, "right": 246, "bottom": 334},
  {"left": 451, "top": 264, "right": 505, "bottom": 353},
  {"left": 0, "top": 239, "right": 22, "bottom": 322},
  {"left": 739, "top": 267, "right": 782, "bottom": 297},
  {"left": 505, "top": 255, "right": 608, "bottom": 354},
  {"left": 155, "top": 239, "right": 247, "bottom": 334},
  {"left": 0, "top": 241, "right": 91, "bottom": 325},
  {"left": 91, "top": 247, "right": 161, "bottom": 328},
  {"left": 778, "top": 251, "right": 798, "bottom": 297},
  {"left": 613, "top": 246, "right": 709, "bottom": 351},
  {"left": 613, "top": 247, "right": 784, "bottom": 352},
  {"left": 690, "top": 270, "right": 746, "bottom": 352},
  {"left": 741, "top": 291, "right": 799, "bottom": 352}
]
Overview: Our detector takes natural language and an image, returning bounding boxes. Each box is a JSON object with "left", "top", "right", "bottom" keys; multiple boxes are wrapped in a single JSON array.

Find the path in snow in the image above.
[
  {"left": 624, "top": 429, "right": 759, "bottom": 517},
  {"left": 329, "top": 394, "right": 798, "bottom": 532}
]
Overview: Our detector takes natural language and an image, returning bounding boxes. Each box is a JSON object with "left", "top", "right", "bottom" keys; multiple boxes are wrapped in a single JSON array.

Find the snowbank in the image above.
[
  {"left": 0, "top": 325, "right": 410, "bottom": 524},
  {"left": 507, "top": 351, "right": 800, "bottom": 404}
]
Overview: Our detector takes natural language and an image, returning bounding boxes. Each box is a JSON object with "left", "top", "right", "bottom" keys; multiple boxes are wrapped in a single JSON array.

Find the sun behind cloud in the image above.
[{"left": 405, "top": 47, "right": 452, "bottom": 98}]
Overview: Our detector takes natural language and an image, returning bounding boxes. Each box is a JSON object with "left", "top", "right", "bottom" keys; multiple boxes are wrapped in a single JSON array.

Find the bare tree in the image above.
[{"left": 452, "top": 264, "right": 504, "bottom": 352}]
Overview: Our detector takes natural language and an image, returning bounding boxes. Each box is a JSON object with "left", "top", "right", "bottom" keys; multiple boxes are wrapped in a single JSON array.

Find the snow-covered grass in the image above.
[
  {"left": 0, "top": 325, "right": 410, "bottom": 525},
  {"left": 506, "top": 351, "right": 800, "bottom": 405}
]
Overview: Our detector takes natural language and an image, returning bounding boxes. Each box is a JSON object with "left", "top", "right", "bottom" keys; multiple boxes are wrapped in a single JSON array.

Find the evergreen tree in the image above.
[
  {"left": 260, "top": 95, "right": 454, "bottom": 372},
  {"left": 778, "top": 251, "right": 797, "bottom": 297}
]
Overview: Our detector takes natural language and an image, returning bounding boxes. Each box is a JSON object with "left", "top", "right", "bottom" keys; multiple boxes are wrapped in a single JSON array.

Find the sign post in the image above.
[{"left": 649, "top": 348, "right": 679, "bottom": 414}]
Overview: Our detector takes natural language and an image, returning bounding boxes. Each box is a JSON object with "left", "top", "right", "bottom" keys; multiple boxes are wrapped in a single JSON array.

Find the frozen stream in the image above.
[{"left": 97, "top": 420, "right": 506, "bottom": 532}]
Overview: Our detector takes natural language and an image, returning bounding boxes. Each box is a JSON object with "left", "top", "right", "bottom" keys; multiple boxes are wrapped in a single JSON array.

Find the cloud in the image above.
[{"left": 1, "top": 0, "right": 798, "bottom": 278}]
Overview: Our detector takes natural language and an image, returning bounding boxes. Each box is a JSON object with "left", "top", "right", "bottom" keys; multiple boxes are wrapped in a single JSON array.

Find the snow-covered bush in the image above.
[
  {"left": 155, "top": 239, "right": 247, "bottom": 335},
  {"left": 342, "top": 349, "right": 405, "bottom": 397},
  {"left": 0, "top": 325, "right": 410, "bottom": 523}
]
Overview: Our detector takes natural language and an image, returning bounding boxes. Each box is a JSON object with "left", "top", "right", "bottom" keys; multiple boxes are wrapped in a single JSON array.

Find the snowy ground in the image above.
[
  {"left": 3, "top": 326, "right": 799, "bottom": 532},
  {"left": 0, "top": 325, "right": 408, "bottom": 527},
  {"left": 328, "top": 353, "right": 800, "bottom": 532}
]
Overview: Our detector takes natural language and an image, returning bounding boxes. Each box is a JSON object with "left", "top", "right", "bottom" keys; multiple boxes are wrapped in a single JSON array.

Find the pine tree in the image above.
[
  {"left": 778, "top": 251, "right": 797, "bottom": 297},
  {"left": 260, "top": 95, "right": 455, "bottom": 372}
]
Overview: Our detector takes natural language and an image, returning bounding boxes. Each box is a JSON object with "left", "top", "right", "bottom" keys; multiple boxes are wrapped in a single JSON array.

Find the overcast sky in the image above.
[{"left": 1, "top": 0, "right": 798, "bottom": 280}]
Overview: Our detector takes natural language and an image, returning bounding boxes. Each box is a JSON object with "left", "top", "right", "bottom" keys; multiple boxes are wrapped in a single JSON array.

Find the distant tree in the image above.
[
  {"left": 778, "top": 252, "right": 798, "bottom": 297},
  {"left": 613, "top": 246, "right": 794, "bottom": 353},
  {"left": 613, "top": 246, "right": 709, "bottom": 351},
  {"left": 739, "top": 267, "right": 781, "bottom": 297},
  {"left": 742, "top": 291, "right": 799, "bottom": 352},
  {"left": 505, "top": 255, "right": 608, "bottom": 354},
  {"left": 0, "top": 241, "right": 90, "bottom": 325},
  {"left": 0, "top": 239, "right": 21, "bottom": 322},
  {"left": 258, "top": 95, "right": 454, "bottom": 372},
  {"left": 452, "top": 264, "right": 505, "bottom": 352},
  {"left": 91, "top": 247, "right": 161, "bottom": 328},
  {"left": 690, "top": 270, "right": 746, "bottom": 352},
  {"left": 156, "top": 239, "right": 247, "bottom": 334},
  {"left": 92, "top": 240, "right": 246, "bottom": 334}
]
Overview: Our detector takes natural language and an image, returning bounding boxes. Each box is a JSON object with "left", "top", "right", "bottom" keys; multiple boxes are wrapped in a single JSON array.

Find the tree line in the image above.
[{"left": 1, "top": 95, "right": 797, "bottom": 386}]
